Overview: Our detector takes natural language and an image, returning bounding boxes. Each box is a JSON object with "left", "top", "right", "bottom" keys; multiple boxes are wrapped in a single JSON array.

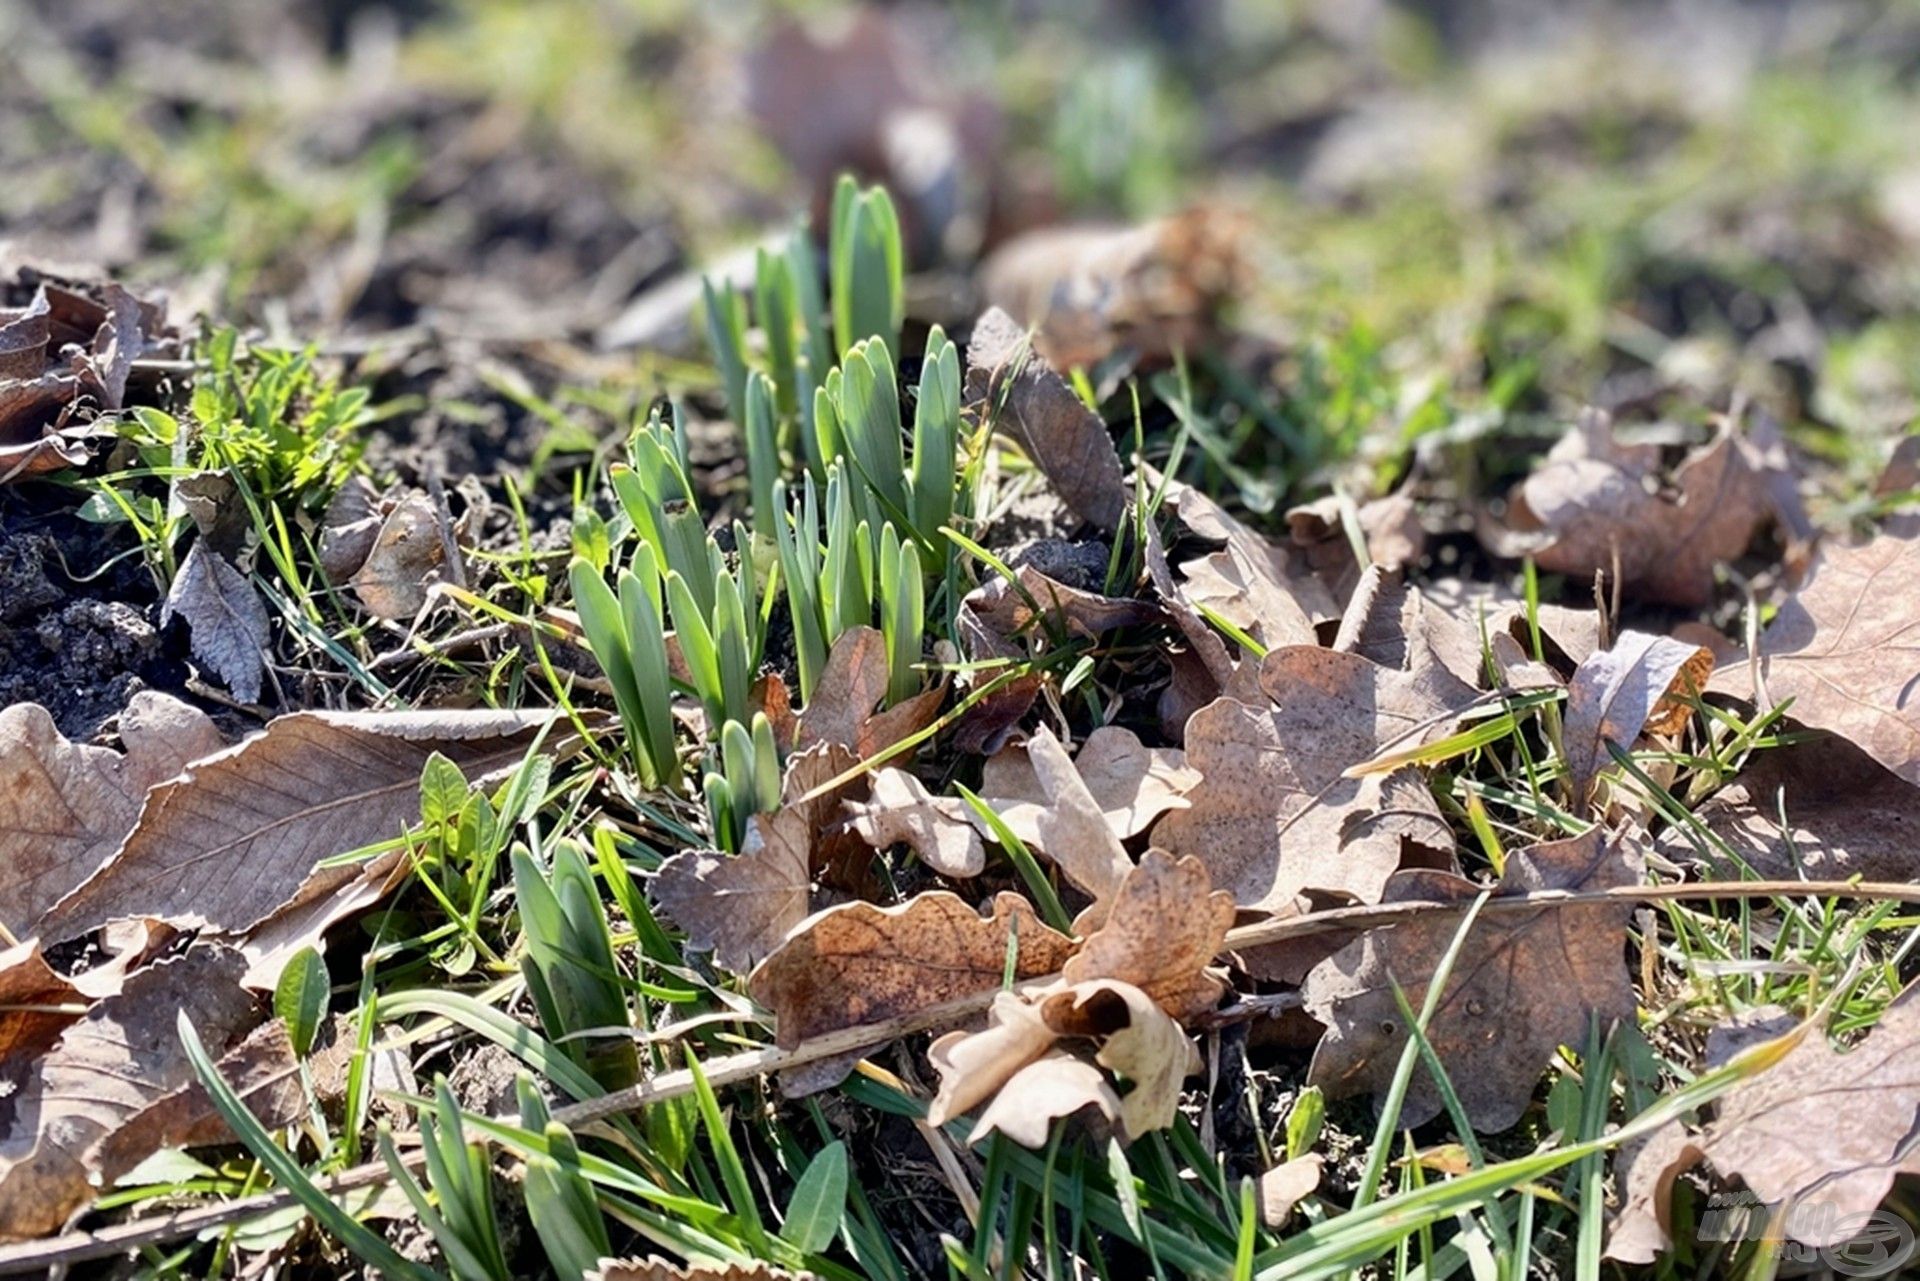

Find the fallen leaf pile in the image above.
[
  {"left": 0, "top": 266, "right": 179, "bottom": 483},
  {"left": 0, "top": 697, "right": 578, "bottom": 1240}
]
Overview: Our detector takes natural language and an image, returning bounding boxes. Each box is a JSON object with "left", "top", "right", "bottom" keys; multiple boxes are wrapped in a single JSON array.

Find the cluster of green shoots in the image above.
[{"left": 570, "top": 177, "right": 972, "bottom": 852}]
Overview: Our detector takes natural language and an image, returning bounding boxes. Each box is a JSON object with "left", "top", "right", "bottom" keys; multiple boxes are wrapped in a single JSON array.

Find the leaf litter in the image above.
[{"left": 10, "top": 12, "right": 1920, "bottom": 1278}]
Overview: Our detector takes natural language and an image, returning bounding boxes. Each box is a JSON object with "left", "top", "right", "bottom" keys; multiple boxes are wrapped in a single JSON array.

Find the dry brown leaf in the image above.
[
  {"left": 1483, "top": 409, "right": 1770, "bottom": 608},
  {"left": 965, "top": 306, "right": 1128, "bottom": 532},
  {"left": 1287, "top": 489, "right": 1428, "bottom": 605},
  {"left": 1258, "top": 1154, "right": 1325, "bottom": 1228},
  {"left": 844, "top": 767, "right": 984, "bottom": 879},
  {"left": 37, "top": 709, "right": 563, "bottom": 948},
  {"left": 0, "top": 692, "right": 226, "bottom": 937},
  {"left": 162, "top": 541, "right": 273, "bottom": 704},
  {"left": 0, "top": 276, "right": 165, "bottom": 483},
  {"left": 1666, "top": 735, "right": 1920, "bottom": 880},
  {"left": 1166, "top": 480, "right": 1332, "bottom": 649},
  {"left": 978, "top": 209, "right": 1246, "bottom": 369},
  {"left": 0, "top": 944, "right": 85, "bottom": 1076},
  {"left": 747, "top": 891, "right": 1075, "bottom": 1095},
  {"left": 984, "top": 726, "right": 1133, "bottom": 909},
  {"left": 1063, "top": 850, "right": 1233, "bottom": 1022},
  {"left": 1695, "top": 987, "right": 1920, "bottom": 1248},
  {"left": 1603, "top": 1124, "right": 1706, "bottom": 1265},
  {"left": 1040, "top": 979, "right": 1199, "bottom": 1141},
  {"left": 1422, "top": 577, "right": 1603, "bottom": 672},
  {"left": 1562, "top": 631, "right": 1712, "bottom": 808},
  {"left": 970, "top": 1052, "right": 1122, "bottom": 1149},
  {"left": 0, "top": 945, "right": 259, "bottom": 1242},
  {"left": 652, "top": 744, "right": 864, "bottom": 975},
  {"left": 981, "top": 724, "right": 1197, "bottom": 847},
  {"left": 795, "top": 627, "right": 887, "bottom": 753},
  {"left": 929, "top": 976, "right": 1196, "bottom": 1147},
  {"left": 1302, "top": 827, "right": 1643, "bottom": 1131},
  {"left": 348, "top": 491, "right": 458, "bottom": 619},
  {"left": 1156, "top": 646, "right": 1469, "bottom": 916},
  {"left": 926, "top": 990, "right": 1062, "bottom": 1130},
  {"left": 1711, "top": 530, "right": 1920, "bottom": 786},
  {"left": 90, "top": 1018, "right": 304, "bottom": 1179}
]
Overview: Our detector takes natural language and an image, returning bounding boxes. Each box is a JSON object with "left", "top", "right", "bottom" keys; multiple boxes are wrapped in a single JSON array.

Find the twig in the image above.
[{"left": 4, "top": 877, "right": 1916, "bottom": 1274}]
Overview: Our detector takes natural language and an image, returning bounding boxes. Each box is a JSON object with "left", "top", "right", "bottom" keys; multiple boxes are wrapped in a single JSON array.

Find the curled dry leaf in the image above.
[
  {"left": 981, "top": 723, "right": 1197, "bottom": 847},
  {"left": 1664, "top": 735, "right": 1920, "bottom": 880},
  {"left": 0, "top": 275, "right": 167, "bottom": 483},
  {"left": 1561, "top": 630, "right": 1712, "bottom": 808},
  {"left": 1063, "top": 849, "right": 1234, "bottom": 1022},
  {"left": 36, "top": 709, "right": 566, "bottom": 974},
  {"left": 793, "top": 627, "right": 944, "bottom": 758},
  {"left": 929, "top": 979, "right": 1197, "bottom": 1147},
  {"left": 0, "top": 944, "right": 86, "bottom": 1073},
  {"left": 844, "top": 767, "right": 984, "bottom": 879},
  {"left": 1302, "top": 827, "right": 1643, "bottom": 1131},
  {"left": 969, "top": 1052, "right": 1122, "bottom": 1149},
  {"left": 1157, "top": 646, "right": 1470, "bottom": 918},
  {"left": 162, "top": 541, "right": 273, "bottom": 704},
  {"left": 0, "top": 691, "right": 226, "bottom": 936},
  {"left": 352, "top": 493, "right": 458, "bottom": 619},
  {"left": 652, "top": 744, "right": 865, "bottom": 975},
  {"left": 1258, "top": 1154, "right": 1325, "bottom": 1228},
  {"left": 0, "top": 945, "right": 265, "bottom": 1242},
  {"left": 965, "top": 306, "right": 1128, "bottom": 532},
  {"left": 978, "top": 208, "right": 1246, "bottom": 369},
  {"left": 1711, "top": 529, "right": 1920, "bottom": 786},
  {"left": 1482, "top": 408, "right": 1771, "bottom": 608},
  {"left": 746, "top": 891, "right": 1074, "bottom": 1095},
  {"left": 1604, "top": 1123, "right": 1705, "bottom": 1264}
]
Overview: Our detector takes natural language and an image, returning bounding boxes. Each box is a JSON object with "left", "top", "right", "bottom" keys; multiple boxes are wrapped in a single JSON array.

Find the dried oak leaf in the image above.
[
  {"left": 1604, "top": 1122, "right": 1706, "bottom": 1264},
  {"left": 0, "top": 945, "right": 260, "bottom": 1242},
  {"left": 1663, "top": 735, "right": 1920, "bottom": 880},
  {"left": 1258, "top": 1155, "right": 1325, "bottom": 1228},
  {"left": 0, "top": 692, "right": 226, "bottom": 937},
  {"left": 1562, "top": 631, "right": 1712, "bottom": 808},
  {"left": 1302, "top": 827, "right": 1643, "bottom": 1131},
  {"left": 1483, "top": 408, "right": 1771, "bottom": 608},
  {"left": 969, "top": 1052, "right": 1122, "bottom": 1148},
  {"left": 981, "top": 724, "right": 1197, "bottom": 847},
  {"left": 1696, "top": 986, "right": 1920, "bottom": 1248},
  {"left": 1165, "top": 479, "right": 1332, "bottom": 650},
  {"left": 0, "top": 944, "right": 86, "bottom": 1076},
  {"left": 746, "top": 891, "right": 1074, "bottom": 1096},
  {"left": 1063, "top": 849, "right": 1233, "bottom": 1022},
  {"left": 350, "top": 491, "right": 458, "bottom": 619},
  {"left": 979, "top": 209, "right": 1246, "bottom": 370},
  {"left": 929, "top": 979, "right": 1197, "bottom": 1147},
  {"left": 652, "top": 744, "right": 865, "bottom": 975},
  {"left": 793, "top": 627, "right": 942, "bottom": 758},
  {"left": 976, "top": 726, "right": 1134, "bottom": 909},
  {"left": 36, "top": 709, "right": 564, "bottom": 958},
  {"left": 951, "top": 566, "right": 1152, "bottom": 755},
  {"left": 965, "top": 306, "right": 1128, "bottom": 532},
  {"left": 844, "top": 767, "right": 984, "bottom": 879},
  {"left": 1156, "top": 647, "right": 1469, "bottom": 916},
  {"left": 1422, "top": 576, "right": 1603, "bottom": 673},
  {"left": 1286, "top": 489, "right": 1427, "bottom": 606},
  {"left": 1710, "top": 530, "right": 1920, "bottom": 786},
  {"left": 0, "top": 281, "right": 150, "bottom": 483},
  {"left": 163, "top": 541, "right": 273, "bottom": 704}
]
